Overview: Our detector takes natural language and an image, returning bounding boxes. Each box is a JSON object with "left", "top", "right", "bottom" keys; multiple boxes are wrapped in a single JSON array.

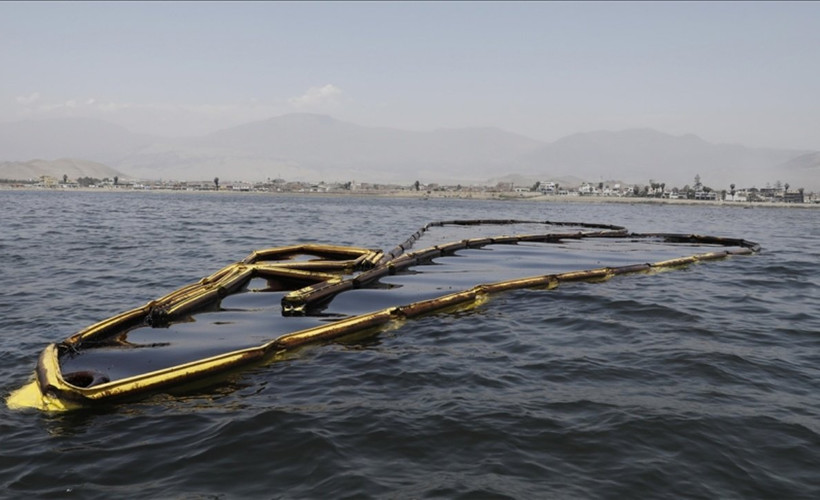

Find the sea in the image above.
[{"left": 1, "top": 189, "right": 818, "bottom": 499}]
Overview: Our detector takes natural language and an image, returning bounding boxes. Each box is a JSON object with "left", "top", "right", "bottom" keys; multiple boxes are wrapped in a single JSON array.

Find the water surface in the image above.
[{"left": 1, "top": 190, "right": 818, "bottom": 498}]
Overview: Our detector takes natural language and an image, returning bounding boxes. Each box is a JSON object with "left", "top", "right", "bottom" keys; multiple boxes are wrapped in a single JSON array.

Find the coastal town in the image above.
[{"left": 6, "top": 173, "right": 816, "bottom": 204}]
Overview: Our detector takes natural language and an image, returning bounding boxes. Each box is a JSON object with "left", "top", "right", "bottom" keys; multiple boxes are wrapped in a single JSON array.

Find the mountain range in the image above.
[{"left": 1, "top": 114, "right": 817, "bottom": 190}]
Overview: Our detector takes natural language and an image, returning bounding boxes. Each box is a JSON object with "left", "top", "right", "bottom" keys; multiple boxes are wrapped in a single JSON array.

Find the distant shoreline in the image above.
[
  {"left": 383, "top": 190, "right": 820, "bottom": 209},
  {"left": 3, "top": 185, "right": 818, "bottom": 209}
]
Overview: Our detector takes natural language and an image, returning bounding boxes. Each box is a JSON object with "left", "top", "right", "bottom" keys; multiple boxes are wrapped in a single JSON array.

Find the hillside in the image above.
[
  {"left": 118, "top": 113, "right": 545, "bottom": 184},
  {"left": 775, "top": 152, "right": 820, "bottom": 191},
  {"left": 0, "top": 114, "right": 816, "bottom": 190},
  {"left": 517, "top": 129, "right": 802, "bottom": 190},
  {"left": 0, "top": 117, "right": 155, "bottom": 163},
  {"left": 0, "top": 158, "right": 126, "bottom": 182}
]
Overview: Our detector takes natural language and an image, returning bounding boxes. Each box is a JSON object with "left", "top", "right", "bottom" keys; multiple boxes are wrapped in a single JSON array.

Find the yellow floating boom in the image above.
[{"left": 7, "top": 220, "right": 760, "bottom": 411}]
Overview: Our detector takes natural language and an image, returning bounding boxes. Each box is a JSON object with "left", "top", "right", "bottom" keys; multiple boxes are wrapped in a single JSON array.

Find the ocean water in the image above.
[{"left": 1, "top": 190, "right": 818, "bottom": 498}]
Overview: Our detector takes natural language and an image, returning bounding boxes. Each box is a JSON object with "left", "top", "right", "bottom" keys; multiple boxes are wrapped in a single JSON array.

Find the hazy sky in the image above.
[{"left": 2, "top": 1, "right": 818, "bottom": 149}]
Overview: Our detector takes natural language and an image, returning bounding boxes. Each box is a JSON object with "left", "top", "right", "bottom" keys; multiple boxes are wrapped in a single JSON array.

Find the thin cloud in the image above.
[
  {"left": 15, "top": 92, "right": 41, "bottom": 105},
  {"left": 37, "top": 99, "right": 87, "bottom": 112},
  {"left": 288, "top": 84, "right": 343, "bottom": 108}
]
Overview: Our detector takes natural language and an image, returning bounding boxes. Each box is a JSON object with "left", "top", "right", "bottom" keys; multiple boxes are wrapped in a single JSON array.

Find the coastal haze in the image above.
[
  {"left": 0, "top": 114, "right": 817, "bottom": 191},
  {"left": 1, "top": 3, "right": 819, "bottom": 191}
]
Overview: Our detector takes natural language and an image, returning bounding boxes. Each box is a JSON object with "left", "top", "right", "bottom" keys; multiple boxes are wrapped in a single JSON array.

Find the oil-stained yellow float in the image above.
[{"left": 8, "top": 220, "right": 759, "bottom": 411}]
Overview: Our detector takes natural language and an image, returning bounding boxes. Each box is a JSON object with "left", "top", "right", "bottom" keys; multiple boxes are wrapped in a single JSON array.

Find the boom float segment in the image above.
[{"left": 7, "top": 220, "right": 759, "bottom": 411}]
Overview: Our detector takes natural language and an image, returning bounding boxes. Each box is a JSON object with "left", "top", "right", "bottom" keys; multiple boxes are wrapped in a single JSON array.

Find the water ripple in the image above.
[{"left": 1, "top": 191, "right": 818, "bottom": 498}]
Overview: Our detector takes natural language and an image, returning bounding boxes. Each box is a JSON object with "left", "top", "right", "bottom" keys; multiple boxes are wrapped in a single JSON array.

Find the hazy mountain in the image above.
[
  {"left": 0, "top": 158, "right": 126, "bottom": 182},
  {"left": 117, "top": 113, "right": 545, "bottom": 183},
  {"left": 199, "top": 114, "right": 542, "bottom": 164},
  {"left": 517, "top": 128, "right": 803, "bottom": 190},
  {"left": 1, "top": 114, "right": 815, "bottom": 189},
  {"left": 0, "top": 117, "right": 155, "bottom": 164},
  {"left": 774, "top": 152, "right": 820, "bottom": 191}
]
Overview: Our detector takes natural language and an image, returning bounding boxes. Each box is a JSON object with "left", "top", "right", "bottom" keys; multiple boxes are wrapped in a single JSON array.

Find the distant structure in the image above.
[{"left": 784, "top": 190, "right": 804, "bottom": 203}]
